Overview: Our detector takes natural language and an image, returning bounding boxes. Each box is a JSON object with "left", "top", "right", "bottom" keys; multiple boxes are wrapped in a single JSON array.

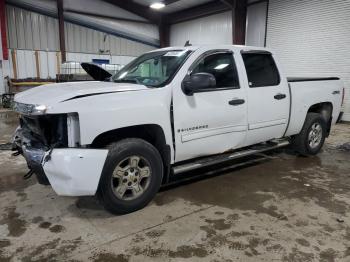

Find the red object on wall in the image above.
[{"left": 0, "top": 0, "right": 9, "bottom": 60}]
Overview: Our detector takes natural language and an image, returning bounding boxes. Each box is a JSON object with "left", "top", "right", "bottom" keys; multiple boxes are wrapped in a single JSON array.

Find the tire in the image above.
[
  {"left": 98, "top": 138, "right": 163, "bottom": 214},
  {"left": 292, "top": 113, "right": 327, "bottom": 156}
]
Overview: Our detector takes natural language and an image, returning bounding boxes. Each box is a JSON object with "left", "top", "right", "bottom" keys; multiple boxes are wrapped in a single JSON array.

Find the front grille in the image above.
[{"left": 20, "top": 114, "right": 68, "bottom": 148}]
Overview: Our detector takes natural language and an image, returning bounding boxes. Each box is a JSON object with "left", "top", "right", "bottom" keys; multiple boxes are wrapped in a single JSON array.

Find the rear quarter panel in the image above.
[{"left": 285, "top": 79, "right": 343, "bottom": 136}]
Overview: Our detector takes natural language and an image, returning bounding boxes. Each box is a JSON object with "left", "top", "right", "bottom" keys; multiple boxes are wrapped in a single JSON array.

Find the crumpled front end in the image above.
[{"left": 13, "top": 112, "right": 108, "bottom": 196}]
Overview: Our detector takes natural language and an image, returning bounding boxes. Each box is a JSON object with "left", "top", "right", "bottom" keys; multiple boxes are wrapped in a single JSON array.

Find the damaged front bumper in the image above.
[{"left": 22, "top": 145, "right": 108, "bottom": 196}]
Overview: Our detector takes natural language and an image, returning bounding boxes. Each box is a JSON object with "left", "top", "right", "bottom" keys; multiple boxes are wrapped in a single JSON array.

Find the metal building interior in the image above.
[{"left": 0, "top": 0, "right": 350, "bottom": 261}]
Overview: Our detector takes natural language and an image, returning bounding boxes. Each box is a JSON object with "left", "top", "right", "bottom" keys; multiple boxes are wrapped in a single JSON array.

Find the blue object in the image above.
[{"left": 92, "top": 59, "right": 110, "bottom": 65}]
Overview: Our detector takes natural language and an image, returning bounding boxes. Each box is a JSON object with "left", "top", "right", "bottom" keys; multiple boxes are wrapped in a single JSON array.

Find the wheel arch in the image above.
[
  {"left": 91, "top": 124, "right": 171, "bottom": 184},
  {"left": 307, "top": 102, "right": 333, "bottom": 135}
]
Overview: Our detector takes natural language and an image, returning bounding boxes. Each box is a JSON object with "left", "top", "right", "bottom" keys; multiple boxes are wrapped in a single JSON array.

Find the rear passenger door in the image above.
[{"left": 241, "top": 51, "right": 290, "bottom": 146}]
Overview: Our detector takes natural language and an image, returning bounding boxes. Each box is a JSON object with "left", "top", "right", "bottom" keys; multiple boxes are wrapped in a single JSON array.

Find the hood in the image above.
[
  {"left": 81, "top": 63, "right": 112, "bottom": 81},
  {"left": 14, "top": 81, "right": 149, "bottom": 106}
]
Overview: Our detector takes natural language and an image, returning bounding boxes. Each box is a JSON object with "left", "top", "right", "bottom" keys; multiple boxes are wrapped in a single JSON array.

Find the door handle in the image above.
[
  {"left": 332, "top": 90, "right": 340, "bottom": 95},
  {"left": 228, "top": 99, "right": 245, "bottom": 106},
  {"left": 274, "top": 93, "right": 286, "bottom": 100}
]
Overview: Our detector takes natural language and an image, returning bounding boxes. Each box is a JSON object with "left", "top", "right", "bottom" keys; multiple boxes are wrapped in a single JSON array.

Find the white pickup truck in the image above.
[{"left": 13, "top": 45, "right": 344, "bottom": 214}]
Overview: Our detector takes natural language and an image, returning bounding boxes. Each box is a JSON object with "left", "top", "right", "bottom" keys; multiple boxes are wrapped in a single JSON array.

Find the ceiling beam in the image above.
[
  {"left": 102, "top": 0, "right": 161, "bottom": 24},
  {"left": 164, "top": 0, "right": 182, "bottom": 4},
  {"left": 220, "top": 0, "right": 235, "bottom": 8},
  {"left": 168, "top": 0, "right": 231, "bottom": 24},
  {"left": 64, "top": 9, "right": 154, "bottom": 24}
]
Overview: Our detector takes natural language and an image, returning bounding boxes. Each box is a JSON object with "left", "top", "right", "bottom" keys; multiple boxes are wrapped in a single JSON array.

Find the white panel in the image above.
[
  {"left": 246, "top": 2, "right": 267, "bottom": 47},
  {"left": 80, "top": 26, "right": 88, "bottom": 53},
  {"left": 86, "top": 28, "right": 94, "bottom": 53},
  {"left": 120, "top": 38, "right": 127, "bottom": 55},
  {"left": 46, "top": 16, "right": 58, "bottom": 51},
  {"left": 31, "top": 11, "right": 41, "bottom": 50},
  {"left": 47, "top": 51, "right": 57, "bottom": 78},
  {"left": 15, "top": 50, "right": 26, "bottom": 78},
  {"left": 23, "top": 8, "right": 34, "bottom": 50},
  {"left": 15, "top": 7, "right": 26, "bottom": 49},
  {"left": 24, "top": 50, "right": 36, "bottom": 78},
  {"left": 38, "top": 14, "right": 49, "bottom": 50},
  {"left": 266, "top": 0, "right": 350, "bottom": 121},
  {"left": 170, "top": 11, "right": 232, "bottom": 46},
  {"left": 6, "top": 6, "right": 18, "bottom": 49},
  {"left": 38, "top": 51, "right": 49, "bottom": 78}
]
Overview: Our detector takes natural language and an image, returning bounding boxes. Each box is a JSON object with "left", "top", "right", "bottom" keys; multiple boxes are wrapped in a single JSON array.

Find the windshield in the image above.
[{"left": 112, "top": 50, "right": 192, "bottom": 87}]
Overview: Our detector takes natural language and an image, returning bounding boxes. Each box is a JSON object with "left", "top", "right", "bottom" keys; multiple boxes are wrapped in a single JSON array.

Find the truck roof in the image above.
[{"left": 150, "top": 45, "right": 274, "bottom": 54}]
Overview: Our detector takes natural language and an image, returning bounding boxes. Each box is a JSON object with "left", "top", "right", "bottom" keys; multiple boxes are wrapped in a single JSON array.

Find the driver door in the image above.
[{"left": 172, "top": 50, "right": 248, "bottom": 162}]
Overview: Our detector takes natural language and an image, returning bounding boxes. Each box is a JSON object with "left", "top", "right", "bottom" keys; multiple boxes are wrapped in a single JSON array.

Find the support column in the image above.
[
  {"left": 233, "top": 0, "right": 247, "bottom": 45},
  {"left": 0, "top": 0, "right": 8, "bottom": 60},
  {"left": 159, "top": 18, "right": 170, "bottom": 48},
  {"left": 57, "top": 0, "right": 66, "bottom": 62}
]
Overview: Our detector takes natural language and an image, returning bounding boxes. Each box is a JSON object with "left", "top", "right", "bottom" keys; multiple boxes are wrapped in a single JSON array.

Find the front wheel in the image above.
[
  {"left": 98, "top": 138, "right": 163, "bottom": 214},
  {"left": 291, "top": 113, "right": 327, "bottom": 156}
]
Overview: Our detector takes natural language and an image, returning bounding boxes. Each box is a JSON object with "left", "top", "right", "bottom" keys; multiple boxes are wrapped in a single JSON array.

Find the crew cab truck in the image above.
[{"left": 12, "top": 45, "right": 344, "bottom": 214}]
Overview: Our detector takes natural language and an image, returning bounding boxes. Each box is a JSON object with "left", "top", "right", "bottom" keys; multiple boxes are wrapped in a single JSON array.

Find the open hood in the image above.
[{"left": 81, "top": 63, "right": 112, "bottom": 81}]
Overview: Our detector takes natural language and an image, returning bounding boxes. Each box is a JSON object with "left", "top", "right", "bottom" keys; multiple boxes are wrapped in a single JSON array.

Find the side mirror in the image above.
[{"left": 182, "top": 72, "right": 216, "bottom": 95}]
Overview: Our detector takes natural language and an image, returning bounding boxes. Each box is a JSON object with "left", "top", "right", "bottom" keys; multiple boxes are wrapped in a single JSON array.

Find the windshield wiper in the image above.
[{"left": 114, "top": 79, "right": 138, "bottom": 84}]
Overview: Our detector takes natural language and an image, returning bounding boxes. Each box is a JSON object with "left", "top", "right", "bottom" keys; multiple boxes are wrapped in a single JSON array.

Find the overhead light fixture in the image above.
[{"left": 150, "top": 2, "right": 165, "bottom": 9}]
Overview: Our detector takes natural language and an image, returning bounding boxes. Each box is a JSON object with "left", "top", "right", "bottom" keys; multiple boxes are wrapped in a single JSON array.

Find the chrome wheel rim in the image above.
[
  {"left": 308, "top": 123, "right": 323, "bottom": 149},
  {"left": 111, "top": 156, "right": 151, "bottom": 201}
]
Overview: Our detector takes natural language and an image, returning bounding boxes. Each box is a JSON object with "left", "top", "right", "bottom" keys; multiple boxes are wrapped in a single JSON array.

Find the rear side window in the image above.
[
  {"left": 192, "top": 53, "right": 239, "bottom": 89},
  {"left": 242, "top": 53, "right": 280, "bottom": 87}
]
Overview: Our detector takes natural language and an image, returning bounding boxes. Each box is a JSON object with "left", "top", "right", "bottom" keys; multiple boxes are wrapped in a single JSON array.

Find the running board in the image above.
[{"left": 172, "top": 139, "right": 290, "bottom": 175}]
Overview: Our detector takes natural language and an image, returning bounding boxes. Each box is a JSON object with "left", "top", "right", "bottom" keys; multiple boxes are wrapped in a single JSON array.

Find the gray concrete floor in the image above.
[{"left": 0, "top": 111, "right": 350, "bottom": 262}]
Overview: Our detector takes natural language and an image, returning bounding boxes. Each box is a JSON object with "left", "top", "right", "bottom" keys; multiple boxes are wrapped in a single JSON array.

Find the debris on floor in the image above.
[{"left": 336, "top": 142, "right": 350, "bottom": 151}]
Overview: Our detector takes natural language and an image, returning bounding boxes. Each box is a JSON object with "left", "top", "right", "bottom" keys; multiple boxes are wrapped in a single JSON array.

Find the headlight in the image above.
[
  {"left": 13, "top": 102, "right": 48, "bottom": 115},
  {"left": 32, "top": 105, "right": 47, "bottom": 115}
]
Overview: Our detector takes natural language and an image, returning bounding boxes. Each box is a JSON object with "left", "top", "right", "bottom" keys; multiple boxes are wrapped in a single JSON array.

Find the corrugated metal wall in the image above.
[
  {"left": 246, "top": 1, "right": 267, "bottom": 47},
  {"left": 170, "top": 11, "right": 232, "bottom": 46},
  {"left": 5, "top": 49, "right": 136, "bottom": 79},
  {"left": 266, "top": 0, "right": 350, "bottom": 121},
  {"left": 6, "top": 5, "right": 155, "bottom": 56},
  {"left": 3, "top": 5, "right": 155, "bottom": 81}
]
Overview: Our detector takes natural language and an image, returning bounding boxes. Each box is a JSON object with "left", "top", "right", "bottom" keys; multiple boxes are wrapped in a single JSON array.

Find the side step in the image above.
[{"left": 172, "top": 139, "right": 290, "bottom": 175}]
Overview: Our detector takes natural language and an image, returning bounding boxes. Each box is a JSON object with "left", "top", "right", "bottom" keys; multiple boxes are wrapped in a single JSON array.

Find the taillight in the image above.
[{"left": 342, "top": 88, "right": 345, "bottom": 106}]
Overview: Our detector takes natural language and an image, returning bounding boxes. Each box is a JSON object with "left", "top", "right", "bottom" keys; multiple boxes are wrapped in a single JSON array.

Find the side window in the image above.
[
  {"left": 192, "top": 53, "right": 239, "bottom": 89},
  {"left": 242, "top": 53, "right": 280, "bottom": 88}
]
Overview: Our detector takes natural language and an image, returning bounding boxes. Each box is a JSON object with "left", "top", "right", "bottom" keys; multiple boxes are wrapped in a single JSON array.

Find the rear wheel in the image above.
[
  {"left": 292, "top": 113, "right": 327, "bottom": 156},
  {"left": 98, "top": 138, "right": 163, "bottom": 214}
]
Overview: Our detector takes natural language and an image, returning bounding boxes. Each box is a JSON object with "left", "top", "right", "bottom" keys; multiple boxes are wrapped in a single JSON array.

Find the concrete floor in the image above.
[{"left": 0, "top": 111, "right": 350, "bottom": 262}]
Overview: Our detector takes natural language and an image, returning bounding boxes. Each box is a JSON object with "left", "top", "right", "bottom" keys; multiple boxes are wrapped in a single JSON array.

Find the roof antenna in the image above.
[{"left": 184, "top": 40, "right": 192, "bottom": 47}]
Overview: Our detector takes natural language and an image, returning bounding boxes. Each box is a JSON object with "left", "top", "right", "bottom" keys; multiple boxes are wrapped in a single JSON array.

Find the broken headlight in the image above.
[{"left": 13, "top": 102, "right": 48, "bottom": 115}]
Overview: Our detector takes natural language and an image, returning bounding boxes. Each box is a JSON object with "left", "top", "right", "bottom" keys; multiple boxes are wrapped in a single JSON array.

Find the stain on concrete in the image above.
[
  {"left": 39, "top": 221, "right": 52, "bottom": 229},
  {"left": 319, "top": 248, "right": 337, "bottom": 262},
  {"left": 145, "top": 229, "right": 166, "bottom": 239},
  {"left": 283, "top": 247, "right": 314, "bottom": 261},
  {"left": 0, "top": 206, "right": 27, "bottom": 237},
  {"left": 50, "top": 225, "right": 65, "bottom": 233},
  {"left": 21, "top": 237, "right": 82, "bottom": 261},
  {"left": 90, "top": 252, "right": 130, "bottom": 262},
  {"left": 204, "top": 218, "right": 231, "bottom": 230},
  {"left": 168, "top": 245, "right": 208, "bottom": 258},
  {"left": 296, "top": 238, "right": 310, "bottom": 247},
  {"left": 31, "top": 216, "right": 44, "bottom": 224}
]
